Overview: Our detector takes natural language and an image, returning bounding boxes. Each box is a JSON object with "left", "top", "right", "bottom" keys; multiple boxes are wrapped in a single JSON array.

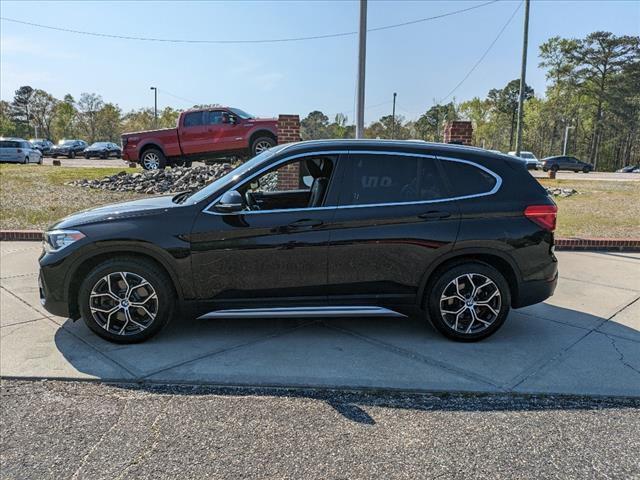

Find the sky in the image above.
[{"left": 1, "top": 0, "right": 638, "bottom": 123}]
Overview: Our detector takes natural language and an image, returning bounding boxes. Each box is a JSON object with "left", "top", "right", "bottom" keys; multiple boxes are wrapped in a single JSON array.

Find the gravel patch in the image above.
[{"left": 2, "top": 380, "right": 639, "bottom": 480}]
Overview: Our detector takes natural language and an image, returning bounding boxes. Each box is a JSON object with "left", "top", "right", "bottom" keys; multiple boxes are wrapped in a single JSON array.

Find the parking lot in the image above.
[{"left": 1, "top": 241, "right": 638, "bottom": 397}]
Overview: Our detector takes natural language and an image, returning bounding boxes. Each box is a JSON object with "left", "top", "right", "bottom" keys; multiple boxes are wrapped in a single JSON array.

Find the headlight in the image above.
[{"left": 44, "top": 229, "right": 85, "bottom": 252}]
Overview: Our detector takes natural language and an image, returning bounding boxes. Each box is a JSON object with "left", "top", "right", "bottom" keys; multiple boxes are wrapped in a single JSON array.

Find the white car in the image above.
[
  {"left": 0, "top": 138, "right": 43, "bottom": 164},
  {"left": 508, "top": 151, "right": 540, "bottom": 170}
]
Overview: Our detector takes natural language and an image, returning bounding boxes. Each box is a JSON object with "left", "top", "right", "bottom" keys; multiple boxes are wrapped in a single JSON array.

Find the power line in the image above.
[
  {"left": 0, "top": 1, "right": 498, "bottom": 45},
  {"left": 437, "top": 0, "right": 523, "bottom": 104},
  {"left": 157, "top": 89, "right": 199, "bottom": 106}
]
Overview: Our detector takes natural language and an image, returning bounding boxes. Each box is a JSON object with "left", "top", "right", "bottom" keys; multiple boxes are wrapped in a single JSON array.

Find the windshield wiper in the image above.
[{"left": 171, "top": 191, "right": 191, "bottom": 204}]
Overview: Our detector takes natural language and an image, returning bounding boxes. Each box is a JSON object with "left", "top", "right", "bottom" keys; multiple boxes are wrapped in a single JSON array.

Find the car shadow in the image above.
[{"left": 52, "top": 303, "right": 640, "bottom": 423}]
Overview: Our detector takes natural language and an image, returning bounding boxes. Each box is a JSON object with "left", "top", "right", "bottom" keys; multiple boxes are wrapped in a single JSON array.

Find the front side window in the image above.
[
  {"left": 339, "top": 154, "right": 448, "bottom": 206},
  {"left": 440, "top": 159, "right": 497, "bottom": 197},
  {"left": 183, "top": 111, "right": 204, "bottom": 127},
  {"left": 207, "top": 111, "right": 224, "bottom": 125},
  {"left": 237, "top": 155, "right": 336, "bottom": 211}
]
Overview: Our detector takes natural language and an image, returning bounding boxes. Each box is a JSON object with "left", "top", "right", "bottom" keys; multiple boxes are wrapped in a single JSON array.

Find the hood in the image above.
[
  {"left": 246, "top": 117, "right": 277, "bottom": 126},
  {"left": 50, "top": 195, "right": 179, "bottom": 230}
]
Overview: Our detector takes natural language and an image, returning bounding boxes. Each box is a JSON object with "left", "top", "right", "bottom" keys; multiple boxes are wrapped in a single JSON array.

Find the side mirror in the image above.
[
  {"left": 214, "top": 190, "right": 244, "bottom": 213},
  {"left": 228, "top": 115, "right": 237, "bottom": 125}
]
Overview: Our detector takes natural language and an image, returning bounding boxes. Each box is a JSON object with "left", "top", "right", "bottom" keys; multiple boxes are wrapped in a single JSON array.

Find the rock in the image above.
[{"left": 67, "top": 164, "right": 237, "bottom": 195}]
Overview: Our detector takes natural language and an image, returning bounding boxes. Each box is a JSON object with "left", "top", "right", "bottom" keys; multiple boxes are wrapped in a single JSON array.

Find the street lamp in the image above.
[
  {"left": 391, "top": 92, "right": 397, "bottom": 139},
  {"left": 150, "top": 87, "right": 158, "bottom": 128},
  {"left": 563, "top": 125, "right": 575, "bottom": 156}
]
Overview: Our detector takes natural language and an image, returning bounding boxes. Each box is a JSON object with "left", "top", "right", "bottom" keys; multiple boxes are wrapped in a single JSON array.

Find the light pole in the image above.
[
  {"left": 514, "top": 0, "right": 530, "bottom": 157},
  {"left": 150, "top": 87, "right": 158, "bottom": 128},
  {"left": 355, "top": 0, "right": 367, "bottom": 139},
  {"left": 391, "top": 92, "right": 397, "bottom": 139},
  {"left": 563, "top": 125, "right": 575, "bottom": 156}
]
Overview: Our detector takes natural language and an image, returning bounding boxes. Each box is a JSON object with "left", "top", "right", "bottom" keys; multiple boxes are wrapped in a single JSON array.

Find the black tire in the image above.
[
  {"left": 251, "top": 136, "right": 276, "bottom": 156},
  {"left": 140, "top": 148, "right": 167, "bottom": 170},
  {"left": 425, "top": 262, "right": 511, "bottom": 342},
  {"left": 69, "top": 151, "right": 76, "bottom": 159},
  {"left": 78, "top": 257, "right": 175, "bottom": 344},
  {"left": 551, "top": 164, "right": 559, "bottom": 172},
  {"left": 542, "top": 167, "right": 548, "bottom": 172},
  {"left": 582, "top": 167, "right": 589, "bottom": 173}
]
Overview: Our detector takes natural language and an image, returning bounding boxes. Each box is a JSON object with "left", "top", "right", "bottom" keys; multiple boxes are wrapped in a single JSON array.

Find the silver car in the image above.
[{"left": 0, "top": 138, "right": 43, "bottom": 164}]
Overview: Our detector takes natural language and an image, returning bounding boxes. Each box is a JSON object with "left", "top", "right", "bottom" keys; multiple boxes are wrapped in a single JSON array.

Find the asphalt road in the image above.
[{"left": 1, "top": 380, "right": 639, "bottom": 480}]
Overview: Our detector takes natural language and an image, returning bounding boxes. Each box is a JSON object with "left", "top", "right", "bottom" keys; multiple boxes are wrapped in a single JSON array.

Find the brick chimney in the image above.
[
  {"left": 443, "top": 121, "right": 473, "bottom": 145},
  {"left": 277, "top": 114, "right": 302, "bottom": 190}
]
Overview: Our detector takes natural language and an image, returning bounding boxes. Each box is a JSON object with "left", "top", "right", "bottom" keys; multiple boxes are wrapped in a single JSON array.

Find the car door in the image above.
[
  {"left": 189, "top": 152, "right": 342, "bottom": 308},
  {"left": 326, "top": 151, "right": 460, "bottom": 303},
  {"left": 205, "top": 110, "right": 236, "bottom": 153},
  {"left": 179, "top": 111, "right": 209, "bottom": 155}
]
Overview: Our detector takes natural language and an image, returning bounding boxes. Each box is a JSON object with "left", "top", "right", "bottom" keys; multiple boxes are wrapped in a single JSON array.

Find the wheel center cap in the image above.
[
  {"left": 121, "top": 300, "right": 129, "bottom": 308},
  {"left": 466, "top": 298, "right": 474, "bottom": 307}
]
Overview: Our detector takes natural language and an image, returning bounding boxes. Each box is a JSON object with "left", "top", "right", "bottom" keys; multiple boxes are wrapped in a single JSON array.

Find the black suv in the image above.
[
  {"left": 39, "top": 140, "right": 558, "bottom": 343},
  {"left": 541, "top": 156, "right": 593, "bottom": 173}
]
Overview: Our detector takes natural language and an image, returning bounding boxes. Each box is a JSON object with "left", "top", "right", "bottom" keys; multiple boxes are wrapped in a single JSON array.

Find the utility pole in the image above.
[
  {"left": 355, "top": 0, "right": 367, "bottom": 139},
  {"left": 391, "top": 92, "right": 397, "bottom": 139},
  {"left": 514, "top": 0, "right": 530, "bottom": 157},
  {"left": 150, "top": 86, "right": 158, "bottom": 128},
  {"left": 563, "top": 125, "right": 575, "bottom": 156}
]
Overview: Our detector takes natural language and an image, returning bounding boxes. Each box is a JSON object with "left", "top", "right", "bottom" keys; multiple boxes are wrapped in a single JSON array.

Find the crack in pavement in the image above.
[
  {"left": 605, "top": 334, "right": 640, "bottom": 376},
  {"left": 70, "top": 398, "right": 129, "bottom": 480}
]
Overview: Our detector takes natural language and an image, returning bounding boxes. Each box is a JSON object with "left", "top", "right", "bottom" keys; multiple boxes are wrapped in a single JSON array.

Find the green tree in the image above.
[
  {"left": 30, "top": 89, "right": 58, "bottom": 140},
  {"left": 76, "top": 93, "right": 104, "bottom": 142},
  {"left": 52, "top": 94, "right": 77, "bottom": 141},
  {"left": 300, "top": 110, "right": 330, "bottom": 139},
  {"left": 487, "top": 79, "right": 534, "bottom": 151},
  {"left": 0, "top": 101, "right": 18, "bottom": 137},
  {"left": 10, "top": 86, "right": 34, "bottom": 138},
  {"left": 96, "top": 103, "right": 122, "bottom": 141},
  {"left": 414, "top": 103, "right": 458, "bottom": 141}
]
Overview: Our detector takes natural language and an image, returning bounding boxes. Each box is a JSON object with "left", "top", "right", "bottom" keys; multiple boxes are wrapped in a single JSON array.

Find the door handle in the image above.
[
  {"left": 288, "top": 219, "right": 324, "bottom": 229},
  {"left": 418, "top": 211, "right": 451, "bottom": 220}
]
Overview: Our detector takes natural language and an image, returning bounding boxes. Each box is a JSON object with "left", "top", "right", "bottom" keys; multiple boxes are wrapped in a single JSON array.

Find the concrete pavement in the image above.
[{"left": 1, "top": 241, "right": 639, "bottom": 396}]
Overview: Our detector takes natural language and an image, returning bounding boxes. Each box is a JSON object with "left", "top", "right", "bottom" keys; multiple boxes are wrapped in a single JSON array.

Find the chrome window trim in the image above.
[{"left": 202, "top": 149, "right": 502, "bottom": 216}]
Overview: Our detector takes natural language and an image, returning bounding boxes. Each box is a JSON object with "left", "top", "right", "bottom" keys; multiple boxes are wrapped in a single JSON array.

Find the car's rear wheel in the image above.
[
  {"left": 79, "top": 257, "right": 174, "bottom": 343},
  {"left": 141, "top": 148, "right": 166, "bottom": 170},
  {"left": 582, "top": 167, "right": 590, "bottom": 173},
  {"left": 426, "top": 262, "right": 511, "bottom": 342},
  {"left": 551, "top": 164, "right": 559, "bottom": 172},
  {"left": 251, "top": 136, "right": 276, "bottom": 156}
]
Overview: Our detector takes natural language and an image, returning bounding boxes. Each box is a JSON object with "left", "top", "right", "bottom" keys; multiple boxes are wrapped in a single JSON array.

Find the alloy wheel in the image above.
[
  {"left": 254, "top": 141, "right": 272, "bottom": 154},
  {"left": 142, "top": 152, "right": 160, "bottom": 169},
  {"left": 439, "top": 273, "right": 501, "bottom": 334},
  {"left": 89, "top": 271, "right": 158, "bottom": 336}
]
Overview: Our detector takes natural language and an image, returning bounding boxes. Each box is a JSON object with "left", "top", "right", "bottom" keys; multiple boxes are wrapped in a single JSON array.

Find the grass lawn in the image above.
[
  {"left": 0, "top": 164, "right": 144, "bottom": 230},
  {"left": 538, "top": 178, "right": 640, "bottom": 238},
  {"left": 1, "top": 165, "right": 639, "bottom": 238}
]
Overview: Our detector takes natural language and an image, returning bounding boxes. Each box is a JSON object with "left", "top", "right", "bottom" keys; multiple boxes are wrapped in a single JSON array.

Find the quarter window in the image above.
[
  {"left": 440, "top": 160, "right": 497, "bottom": 197},
  {"left": 339, "top": 154, "right": 448, "bottom": 206}
]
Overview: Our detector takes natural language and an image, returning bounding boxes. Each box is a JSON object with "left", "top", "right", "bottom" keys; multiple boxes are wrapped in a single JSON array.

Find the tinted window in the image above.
[
  {"left": 207, "top": 111, "right": 224, "bottom": 125},
  {"left": 339, "top": 154, "right": 448, "bottom": 206},
  {"left": 440, "top": 160, "right": 497, "bottom": 197},
  {"left": 0, "top": 141, "right": 20, "bottom": 148},
  {"left": 183, "top": 111, "right": 204, "bottom": 127}
]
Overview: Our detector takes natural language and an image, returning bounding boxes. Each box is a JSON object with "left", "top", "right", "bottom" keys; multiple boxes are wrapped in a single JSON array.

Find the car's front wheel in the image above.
[
  {"left": 426, "top": 262, "right": 511, "bottom": 342},
  {"left": 251, "top": 136, "right": 276, "bottom": 156},
  {"left": 582, "top": 167, "right": 590, "bottom": 173},
  {"left": 78, "top": 257, "right": 175, "bottom": 343}
]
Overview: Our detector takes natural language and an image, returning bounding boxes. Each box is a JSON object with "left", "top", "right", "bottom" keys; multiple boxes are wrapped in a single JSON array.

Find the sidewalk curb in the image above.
[{"left": 1, "top": 230, "right": 639, "bottom": 251}]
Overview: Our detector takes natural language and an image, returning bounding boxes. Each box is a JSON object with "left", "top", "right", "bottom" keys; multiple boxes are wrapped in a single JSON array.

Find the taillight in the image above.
[{"left": 524, "top": 205, "right": 557, "bottom": 231}]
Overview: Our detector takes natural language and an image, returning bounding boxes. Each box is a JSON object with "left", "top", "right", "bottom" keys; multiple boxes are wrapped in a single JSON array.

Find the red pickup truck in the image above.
[{"left": 121, "top": 107, "right": 278, "bottom": 169}]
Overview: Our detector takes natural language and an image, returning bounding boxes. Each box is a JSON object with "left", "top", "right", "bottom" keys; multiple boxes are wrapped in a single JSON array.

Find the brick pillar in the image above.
[
  {"left": 443, "top": 121, "right": 473, "bottom": 145},
  {"left": 277, "top": 114, "right": 301, "bottom": 190}
]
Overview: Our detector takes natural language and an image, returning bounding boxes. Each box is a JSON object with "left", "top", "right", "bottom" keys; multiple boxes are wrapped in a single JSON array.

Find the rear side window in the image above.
[
  {"left": 439, "top": 159, "right": 497, "bottom": 197},
  {"left": 0, "top": 141, "right": 20, "bottom": 148},
  {"left": 339, "top": 154, "right": 448, "bottom": 206},
  {"left": 183, "top": 111, "right": 204, "bottom": 127}
]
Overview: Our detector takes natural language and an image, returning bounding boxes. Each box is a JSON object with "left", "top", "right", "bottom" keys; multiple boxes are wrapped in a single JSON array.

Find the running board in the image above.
[{"left": 197, "top": 306, "right": 406, "bottom": 320}]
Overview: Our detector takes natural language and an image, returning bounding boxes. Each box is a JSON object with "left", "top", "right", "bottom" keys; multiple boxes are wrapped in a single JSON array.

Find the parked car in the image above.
[
  {"left": 0, "top": 138, "right": 43, "bottom": 164},
  {"left": 542, "top": 156, "right": 593, "bottom": 173},
  {"left": 39, "top": 140, "right": 558, "bottom": 344},
  {"left": 616, "top": 165, "right": 640, "bottom": 173},
  {"left": 83, "top": 142, "right": 122, "bottom": 159},
  {"left": 507, "top": 151, "right": 540, "bottom": 170},
  {"left": 30, "top": 138, "right": 54, "bottom": 154},
  {"left": 121, "top": 107, "right": 278, "bottom": 170},
  {"left": 50, "top": 139, "right": 88, "bottom": 158}
]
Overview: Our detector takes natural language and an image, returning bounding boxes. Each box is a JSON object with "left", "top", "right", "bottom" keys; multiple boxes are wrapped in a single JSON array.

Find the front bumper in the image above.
[{"left": 39, "top": 269, "right": 71, "bottom": 317}]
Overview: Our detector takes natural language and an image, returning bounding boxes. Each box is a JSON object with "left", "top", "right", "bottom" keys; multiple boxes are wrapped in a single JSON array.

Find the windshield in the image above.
[
  {"left": 184, "top": 147, "right": 282, "bottom": 205},
  {"left": 228, "top": 108, "right": 255, "bottom": 119}
]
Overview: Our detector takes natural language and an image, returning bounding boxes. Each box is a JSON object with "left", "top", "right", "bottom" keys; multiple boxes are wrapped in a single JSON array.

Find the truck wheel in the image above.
[
  {"left": 141, "top": 148, "right": 166, "bottom": 170},
  {"left": 251, "top": 136, "right": 276, "bottom": 156}
]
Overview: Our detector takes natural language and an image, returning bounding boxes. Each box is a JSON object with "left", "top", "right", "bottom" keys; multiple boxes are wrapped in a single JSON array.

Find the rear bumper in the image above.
[{"left": 513, "top": 272, "right": 558, "bottom": 308}]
